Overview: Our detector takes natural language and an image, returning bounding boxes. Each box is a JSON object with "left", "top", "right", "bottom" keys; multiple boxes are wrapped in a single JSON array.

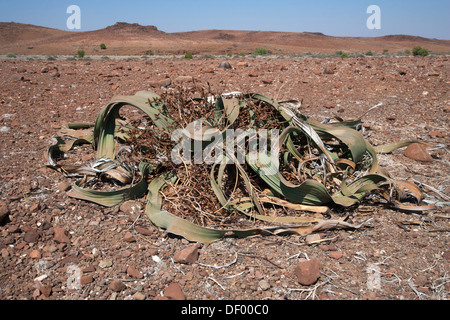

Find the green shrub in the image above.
[
  {"left": 365, "top": 50, "right": 374, "bottom": 56},
  {"left": 46, "top": 55, "right": 57, "bottom": 61},
  {"left": 6, "top": 53, "right": 16, "bottom": 58},
  {"left": 184, "top": 52, "right": 193, "bottom": 59},
  {"left": 227, "top": 52, "right": 232, "bottom": 57},
  {"left": 404, "top": 49, "right": 411, "bottom": 55},
  {"left": 412, "top": 46, "right": 429, "bottom": 57},
  {"left": 254, "top": 48, "right": 268, "bottom": 55},
  {"left": 77, "top": 49, "right": 85, "bottom": 60},
  {"left": 383, "top": 49, "right": 389, "bottom": 54},
  {"left": 340, "top": 52, "right": 349, "bottom": 58},
  {"left": 100, "top": 43, "right": 107, "bottom": 50}
]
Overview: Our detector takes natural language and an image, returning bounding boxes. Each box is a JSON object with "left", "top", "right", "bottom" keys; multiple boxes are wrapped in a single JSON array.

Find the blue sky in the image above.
[{"left": 0, "top": 0, "right": 449, "bottom": 39}]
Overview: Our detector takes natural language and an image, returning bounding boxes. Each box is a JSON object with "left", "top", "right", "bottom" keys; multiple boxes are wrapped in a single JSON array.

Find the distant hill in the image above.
[{"left": 1, "top": 22, "right": 449, "bottom": 56}]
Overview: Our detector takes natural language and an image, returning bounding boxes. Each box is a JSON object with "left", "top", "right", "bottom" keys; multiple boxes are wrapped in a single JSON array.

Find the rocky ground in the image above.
[{"left": 0, "top": 55, "right": 449, "bottom": 301}]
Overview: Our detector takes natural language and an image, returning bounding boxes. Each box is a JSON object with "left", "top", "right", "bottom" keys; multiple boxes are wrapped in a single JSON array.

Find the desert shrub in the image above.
[
  {"left": 254, "top": 48, "right": 268, "bottom": 55},
  {"left": 77, "top": 49, "right": 85, "bottom": 60},
  {"left": 100, "top": 43, "right": 107, "bottom": 50},
  {"left": 6, "top": 53, "right": 16, "bottom": 58},
  {"left": 404, "top": 49, "right": 411, "bottom": 55},
  {"left": 46, "top": 55, "right": 57, "bottom": 61},
  {"left": 383, "top": 49, "right": 389, "bottom": 54},
  {"left": 184, "top": 52, "right": 193, "bottom": 59},
  {"left": 412, "top": 46, "right": 429, "bottom": 57},
  {"left": 365, "top": 50, "right": 374, "bottom": 56},
  {"left": 340, "top": 52, "right": 349, "bottom": 58},
  {"left": 66, "top": 57, "right": 76, "bottom": 61}
]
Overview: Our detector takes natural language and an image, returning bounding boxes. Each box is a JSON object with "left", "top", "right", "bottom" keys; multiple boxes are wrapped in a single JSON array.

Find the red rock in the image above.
[
  {"left": 119, "top": 200, "right": 141, "bottom": 214},
  {"left": 7, "top": 224, "right": 20, "bottom": 233},
  {"left": 53, "top": 227, "right": 70, "bottom": 244},
  {"left": 109, "top": 279, "right": 126, "bottom": 292},
  {"left": 135, "top": 226, "right": 153, "bottom": 236},
  {"left": 82, "top": 265, "right": 96, "bottom": 273},
  {"left": 134, "top": 292, "right": 146, "bottom": 300},
  {"left": 248, "top": 72, "right": 258, "bottom": 77},
  {"left": 324, "top": 103, "right": 335, "bottom": 109},
  {"left": 443, "top": 251, "right": 450, "bottom": 262},
  {"left": 328, "top": 251, "right": 343, "bottom": 259},
  {"left": 58, "top": 181, "right": 71, "bottom": 192},
  {"left": 123, "top": 231, "right": 136, "bottom": 242},
  {"left": 324, "top": 65, "right": 336, "bottom": 74},
  {"left": 0, "top": 204, "right": 9, "bottom": 223},
  {"left": 174, "top": 75, "right": 193, "bottom": 83},
  {"left": 404, "top": 143, "right": 433, "bottom": 162},
  {"left": 294, "top": 258, "right": 321, "bottom": 285},
  {"left": 80, "top": 275, "right": 94, "bottom": 286},
  {"left": 173, "top": 245, "right": 199, "bottom": 264},
  {"left": 261, "top": 79, "right": 273, "bottom": 84},
  {"left": 164, "top": 282, "right": 185, "bottom": 300},
  {"left": 24, "top": 230, "right": 40, "bottom": 243},
  {"left": 39, "top": 284, "right": 52, "bottom": 297},
  {"left": 29, "top": 249, "right": 41, "bottom": 259},
  {"left": 127, "top": 265, "right": 144, "bottom": 279},
  {"left": 149, "top": 78, "right": 171, "bottom": 88}
]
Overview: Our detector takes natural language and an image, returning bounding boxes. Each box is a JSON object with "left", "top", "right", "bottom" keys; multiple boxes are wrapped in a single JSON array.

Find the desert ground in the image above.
[
  {"left": 0, "top": 22, "right": 449, "bottom": 302},
  {"left": 0, "top": 53, "right": 448, "bottom": 301}
]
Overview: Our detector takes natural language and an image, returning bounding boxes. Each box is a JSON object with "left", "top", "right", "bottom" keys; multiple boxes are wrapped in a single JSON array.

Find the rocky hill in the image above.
[{"left": 1, "top": 22, "right": 449, "bottom": 56}]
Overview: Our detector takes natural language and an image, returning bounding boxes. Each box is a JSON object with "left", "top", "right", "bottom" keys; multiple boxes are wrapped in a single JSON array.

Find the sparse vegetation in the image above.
[
  {"left": 184, "top": 52, "right": 193, "bottom": 59},
  {"left": 412, "top": 46, "right": 429, "bottom": 57},
  {"left": 365, "top": 50, "right": 374, "bottom": 56},
  {"left": 227, "top": 52, "right": 232, "bottom": 57},
  {"left": 199, "top": 54, "right": 214, "bottom": 59},
  {"left": 335, "top": 50, "right": 349, "bottom": 58},
  {"left": 100, "top": 43, "right": 107, "bottom": 50},
  {"left": 254, "top": 48, "right": 268, "bottom": 55},
  {"left": 6, "top": 53, "right": 16, "bottom": 58},
  {"left": 46, "top": 55, "right": 57, "bottom": 61},
  {"left": 383, "top": 49, "right": 389, "bottom": 54},
  {"left": 404, "top": 49, "right": 411, "bottom": 55},
  {"left": 77, "top": 49, "right": 85, "bottom": 60}
]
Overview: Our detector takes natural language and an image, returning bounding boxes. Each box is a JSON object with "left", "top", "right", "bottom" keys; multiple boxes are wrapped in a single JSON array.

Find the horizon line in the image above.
[{"left": 1, "top": 21, "right": 449, "bottom": 41}]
